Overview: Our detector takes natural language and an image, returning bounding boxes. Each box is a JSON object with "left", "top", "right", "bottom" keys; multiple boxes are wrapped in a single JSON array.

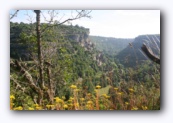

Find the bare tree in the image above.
[{"left": 10, "top": 10, "right": 92, "bottom": 106}]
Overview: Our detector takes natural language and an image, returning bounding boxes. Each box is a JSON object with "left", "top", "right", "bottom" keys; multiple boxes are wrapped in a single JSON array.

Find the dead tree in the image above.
[
  {"left": 141, "top": 43, "right": 160, "bottom": 64},
  {"left": 10, "top": 10, "right": 92, "bottom": 106}
]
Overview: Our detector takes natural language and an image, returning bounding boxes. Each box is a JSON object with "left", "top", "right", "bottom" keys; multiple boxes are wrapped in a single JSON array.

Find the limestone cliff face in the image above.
[
  {"left": 67, "top": 29, "right": 105, "bottom": 66},
  {"left": 67, "top": 28, "right": 95, "bottom": 51},
  {"left": 10, "top": 23, "right": 104, "bottom": 66}
]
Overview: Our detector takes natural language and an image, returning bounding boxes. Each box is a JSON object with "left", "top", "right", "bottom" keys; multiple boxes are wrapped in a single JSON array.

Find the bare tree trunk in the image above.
[
  {"left": 46, "top": 66, "right": 55, "bottom": 104},
  {"left": 34, "top": 10, "right": 45, "bottom": 89}
]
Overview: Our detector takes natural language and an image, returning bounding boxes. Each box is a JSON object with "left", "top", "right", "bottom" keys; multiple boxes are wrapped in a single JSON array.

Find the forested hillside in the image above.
[
  {"left": 90, "top": 36, "right": 133, "bottom": 55},
  {"left": 10, "top": 10, "right": 160, "bottom": 110},
  {"left": 116, "top": 34, "right": 160, "bottom": 67}
]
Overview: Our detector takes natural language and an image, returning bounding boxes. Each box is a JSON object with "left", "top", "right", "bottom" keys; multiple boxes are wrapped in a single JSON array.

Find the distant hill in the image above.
[
  {"left": 116, "top": 34, "right": 160, "bottom": 67},
  {"left": 89, "top": 36, "right": 133, "bottom": 55}
]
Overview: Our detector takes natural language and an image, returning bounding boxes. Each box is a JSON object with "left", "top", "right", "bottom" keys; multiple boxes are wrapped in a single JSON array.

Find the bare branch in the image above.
[
  {"left": 11, "top": 59, "right": 42, "bottom": 93},
  {"left": 10, "top": 10, "right": 19, "bottom": 20},
  {"left": 141, "top": 43, "right": 160, "bottom": 64},
  {"left": 10, "top": 76, "right": 26, "bottom": 92},
  {"left": 41, "top": 10, "right": 92, "bottom": 35}
]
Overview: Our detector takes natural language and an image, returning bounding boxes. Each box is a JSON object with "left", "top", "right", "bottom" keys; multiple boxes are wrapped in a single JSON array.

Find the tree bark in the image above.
[
  {"left": 34, "top": 10, "right": 45, "bottom": 89},
  {"left": 46, "top": 66, "right": 55, "bottom": 104}
]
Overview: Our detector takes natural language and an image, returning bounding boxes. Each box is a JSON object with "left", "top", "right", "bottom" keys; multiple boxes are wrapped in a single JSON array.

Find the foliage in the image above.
[
  {"left": 10, "top": 22, "right": 160, "bottom": 110},
  {"left": 90, "top": 36, "right": 133, "bottom": 55},
  {"left": 116, "top": 34, "right": 160, "bottom": 67}
]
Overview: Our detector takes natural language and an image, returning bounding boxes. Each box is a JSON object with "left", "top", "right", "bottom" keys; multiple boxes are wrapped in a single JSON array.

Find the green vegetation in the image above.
[
  {"left": 10, "top": 21, "right": 160, "bottom": 110},
  {"left": 116, "top": 34, "right": 160, "bottom": 67},
  {"left": 90, "top": 36, "right": 133, "bottom": 55}
]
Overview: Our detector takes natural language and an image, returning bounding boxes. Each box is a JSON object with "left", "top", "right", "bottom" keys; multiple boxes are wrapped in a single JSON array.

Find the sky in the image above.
[{"left": 10, "top": 10, "right": 160, "bottom": 38}]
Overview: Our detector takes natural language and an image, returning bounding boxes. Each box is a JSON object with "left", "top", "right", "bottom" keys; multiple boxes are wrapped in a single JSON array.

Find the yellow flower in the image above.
[
  {"left": 87, "top": 101, "right": 93, "bottom": 105},
  {"left": 62, "top": 96, "right": 66, "bottom": 100},
  {"left": 13, "top": 106, "right": 23, "bottom": 110},
  {"left": 70, "top": 84, "right": 77, "bottom": 89},
  {"left": 46, "top": 105, "right": 51, "bottom": 109},
  {"left": 106, "top": 95, "right": 110, "bottom": 99},
  {"left": 74, "top": 89, "right": 80, "bottom": 92},
  {"left": 68, "top": 99, "right": 72, "bottom": 103},
  {"left": 117, "top": 92, "right": 123, "bottom": 96},
  {"left": 128, "top": 88, "right": 134, "bottom": 92},
  {"left": 28, "top": 107, "right": 34, "bottom": 110},
  {"left": 35, "top": 106, "right": 42, "bottom": 110},
  {"left": 125, "top": 102, "right": 129, "bottom": 105},
  {"left": 142, "top": 106, "right": 148, "bottom": 110},
  {"left": 69, "top": 97, "right": 74, "bottom": 101},
  {"left": 34, "top": 104, "right": 39, "bottom": 107},
  {"left": 63, "top": 104, "right": 68, "bottom": 109},
  {"left": 114, "top": 88, "right": 118, "bottom": 91},
  {"left": 102, "top": 94, "right": 107, "bottom": 98},
  {"left": 75, "top": 103, "right": 79, "bottom": 107},
  {"left": 54, "top": 97, "right": 63, "bottom": 103},
  {"left": 87, "top": 93, "right": 91, "bottom": 96},
  {"left": 94, "top": 89, "right": 98, "bottom": 93},
  {"left": 131, "top": 107, "right": 138, "bottom": 110},
  {"left": 80, "top": 98, "right": 85, "bottom": 101},
  {"left": 96, "top": 85, "right": 101, "bottom": 89},
  {"left": 10, "top": 95, "right": 15, "bottom": 100}
]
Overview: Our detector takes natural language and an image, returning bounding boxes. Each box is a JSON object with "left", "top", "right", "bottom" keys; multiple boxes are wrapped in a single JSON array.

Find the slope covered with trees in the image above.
[
  {"left": 116, "top": 34, "right": 160, "bottom": 67},
  {"left": 90, "top": 36, "right": 133, "bottom": 55},
  {"left": 10, "top": 10, "right": 160, "bottom": 110}
]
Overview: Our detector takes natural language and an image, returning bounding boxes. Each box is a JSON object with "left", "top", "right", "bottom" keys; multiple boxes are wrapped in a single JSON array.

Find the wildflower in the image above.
[
  {"left": 87, "top": 93, "right": 91, "bottom": 96},
  {"left": 10, "top": 95, "right": 15, "bottom": 100},
  {"left": 63, "top": 104, "right": 68, "bottom": 109},
  {"left": 13, "top": 106, "right": 23, "bottom": 110},
  {"left": 94, "top": 89, "right": 98, "bottom": 93},
  {"left": 106, "top": 95, "right": 110, "bottom": 99},
  {"left": 102, "top": 94, "right": 107, "bottom": 97},
  {"left": 35, "top": 106, "right": 42, "bottom": 110},
  {"left": 96, "top": 85, "right": 101, "bottom": 89},
  {"left": 34, "top": 104, "right": 39, "bottom": 107},
  {"left": 117, "top": 92, "right": 123, "bottom": 96},
  {"left": 62, "top": 96, "right": 66, "bottom": 100},
  {"left": 125, "top": 102, "right": 129, "bottom": 105},
  {"left": 86, "top": 104, "right": 90, "bottom": 109},
  {"left": 131, "top": 107, "right": 138, "bottom": 110},
  {"left": 68, "top": 104, "right": 73, "bottom": 107},
  {"left": 70, "top": 84, "right": 77, "bottom": 89},
  {"left": 74, "top": 89, "right": 80, "bottom": 92},
  {"left": 50, "top": 105, "right": 55, "bottom": 109},
  {"left": 87, "top": 101, "right": 93, "bottom": 105},
  {"left": 54, "top": 97, "right": 63, "bottom": 103},
  {"left": 46, "top": 105, "right": 51, "bottom": 109},
  {"left": 75, "top": 103, "right": 79, "bottom": 107},
  {"left": 69, "top": 97, "right": 74, "bottom": 101},
  {"left": 142, "top": 106, "right": 148, "bottom": 110},
  {"left": 28, "top": 107, "right": 34, "bottom": 110},
  {"left": 80, "top": 98, "right": 85, "bottom": 101},
  {"left": 128, "top": 88, "right": 134, "bottom": 92},
  {"left": 114, "top": 87, "right": 118, "bottom": 91}
]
